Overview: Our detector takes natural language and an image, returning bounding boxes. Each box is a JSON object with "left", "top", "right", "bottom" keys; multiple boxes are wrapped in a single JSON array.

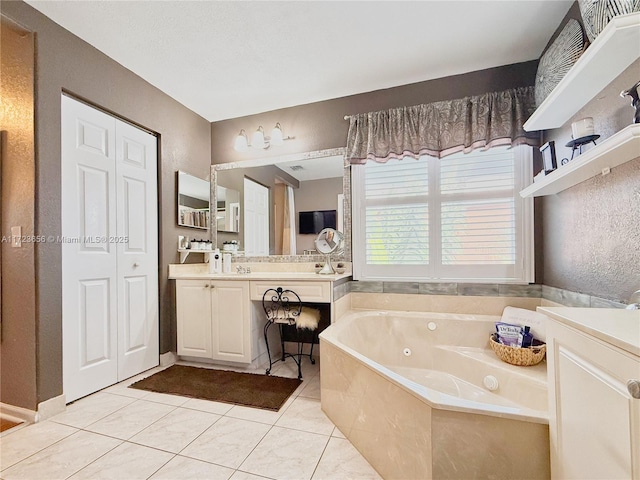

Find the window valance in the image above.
[{"left": 345, "top": 86, "right": 539, "bottom": 164}]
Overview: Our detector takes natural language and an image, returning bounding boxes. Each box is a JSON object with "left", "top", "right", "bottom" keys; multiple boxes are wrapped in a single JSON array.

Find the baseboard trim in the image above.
[
  {"left": 160, "top": 351, "right": 177, "bottom": 367},
  {"left": 0, "top": 402, "right": 37, "bottom": 424},
  {"left": 37, "top": 394, "right": 66, "bottom": 422}
]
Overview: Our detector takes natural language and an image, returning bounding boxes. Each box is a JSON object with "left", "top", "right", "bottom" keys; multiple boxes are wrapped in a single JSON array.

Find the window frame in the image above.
[{"left": 351, "top": 146, "right": 534, "bottom": 283}]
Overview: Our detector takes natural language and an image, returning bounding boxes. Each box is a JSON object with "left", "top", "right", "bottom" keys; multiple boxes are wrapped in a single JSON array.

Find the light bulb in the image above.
[
  {"left": 252, "top": 126, "right": 266, "bottom": 149},
  {"left": 234, "top": 130, "right": 248, "bottom": 152},
  {"left": 270, "top": 123, "right": 284, "bottom": 146}
]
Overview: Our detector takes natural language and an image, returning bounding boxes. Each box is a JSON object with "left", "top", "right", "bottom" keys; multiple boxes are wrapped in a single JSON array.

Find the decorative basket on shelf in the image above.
[
  {"left": 489, "top": 333, "right": 546, "bottom": 367},
  {"left": 535, "top": 18, "right": 585, "bottom": 107},
  {"left": 578, "top": 0, "right": 640, "bottom": 43}
]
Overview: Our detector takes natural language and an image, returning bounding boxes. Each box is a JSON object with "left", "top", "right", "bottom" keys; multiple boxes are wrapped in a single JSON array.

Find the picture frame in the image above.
[{"left": 540, "top": 141, "right": 557, "bottom": 174}]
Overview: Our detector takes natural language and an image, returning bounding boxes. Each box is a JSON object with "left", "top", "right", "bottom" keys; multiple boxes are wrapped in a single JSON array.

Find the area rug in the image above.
[{"left": 129, "top": 365, "right": 302, "bottom": 411}]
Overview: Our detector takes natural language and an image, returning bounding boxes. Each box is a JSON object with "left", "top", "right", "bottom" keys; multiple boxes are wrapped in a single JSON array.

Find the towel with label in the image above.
[{"left": 500, "top": 306, "right": 548, "bottom": 342}]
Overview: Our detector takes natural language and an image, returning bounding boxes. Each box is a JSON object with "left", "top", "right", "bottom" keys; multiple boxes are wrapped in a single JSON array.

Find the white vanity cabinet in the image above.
[
  {"left": 176, "top": 279, "right": 251, "bottom": 363},
  {"left": 176, "top": 280, "right": 213, "bottom": 358},
  {"left": 542, "top": 308, "right": 640, "bottom": 480}
]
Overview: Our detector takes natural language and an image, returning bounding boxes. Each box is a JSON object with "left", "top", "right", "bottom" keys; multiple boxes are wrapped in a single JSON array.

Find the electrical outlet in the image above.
[
  {"left": 11, "top": 226, "right": 21, "bottom": 247},
  {"left": 601, "top": 167, "right": 611, "bottom": 176}
]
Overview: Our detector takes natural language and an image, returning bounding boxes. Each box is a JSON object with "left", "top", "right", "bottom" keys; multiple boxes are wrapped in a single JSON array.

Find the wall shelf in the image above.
[
  {"left": 520, "top": 124, "right": 640, "bottom": 197},
  {"left": 178, "top": 249, "right": 211, "bottom": 264},
  {"left": 524, "top": 12, "right": 640, "bottom": 132}
]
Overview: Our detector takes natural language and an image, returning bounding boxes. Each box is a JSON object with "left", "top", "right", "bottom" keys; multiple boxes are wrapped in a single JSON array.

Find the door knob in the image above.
[
  {"left": 628, "top": 380, "right": 640, "bottom": 399},
  {"left": 133, "top": 262, "right": 140, "bottom": 268}
]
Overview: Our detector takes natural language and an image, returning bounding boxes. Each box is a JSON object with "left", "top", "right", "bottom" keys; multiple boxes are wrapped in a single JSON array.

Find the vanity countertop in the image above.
[
  {"left": 168, "top": 262, "right": 351, "bottom": 282},
  {"left": 538, "top": 307, "right": 640, "bottom": 357},
  {"left": 169, "top": 271, "right": 352, "bottom": 281}
]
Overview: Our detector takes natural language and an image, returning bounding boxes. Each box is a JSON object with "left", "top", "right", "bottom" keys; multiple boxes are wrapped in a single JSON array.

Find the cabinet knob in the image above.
[
  {"left": 628, "top": 380, "right": 640, "bottom": 399},
  {"left": 209, "top": 284, "right": 215, "bottom": 288},
  {"left": 133, "top": 262, "right": 140, "bottom": 268},
  {"left": 204, "top": 284, "right": 210, "bottom": 288}
]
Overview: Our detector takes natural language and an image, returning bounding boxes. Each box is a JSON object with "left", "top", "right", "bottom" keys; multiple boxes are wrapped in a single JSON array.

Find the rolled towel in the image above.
[
  {"left": 500, "top": 306, "right": 548, "bottom": 343},
  {"left": 296, "top": 306, "right": 320, "bottom": 331}
]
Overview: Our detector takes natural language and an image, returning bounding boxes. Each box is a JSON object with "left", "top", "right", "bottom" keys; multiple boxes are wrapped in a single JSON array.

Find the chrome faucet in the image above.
[{"left": 236, "top": 265, "right": 251, "bottom": 274}]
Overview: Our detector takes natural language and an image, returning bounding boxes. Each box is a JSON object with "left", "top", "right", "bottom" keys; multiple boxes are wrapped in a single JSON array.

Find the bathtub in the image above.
[{"left": 319, "top": 310, "right": 550, "bottom": 480}]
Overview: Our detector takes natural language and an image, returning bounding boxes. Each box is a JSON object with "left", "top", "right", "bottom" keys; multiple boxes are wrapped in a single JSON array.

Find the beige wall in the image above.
[
  {"left": 0, "top": 1, "right": 212, "bottom": 409},
  {"left": 538, "top": 3, "right": 640, "bottom": 302},
  {"left": 211, "top": 62, "right": 538, "bottom": 164},
  {"left": 541, "top": 59, "right": 640, "bottom": 302},
  {"left": 0, "top": 15, "right": 37, "bottom": 410}
]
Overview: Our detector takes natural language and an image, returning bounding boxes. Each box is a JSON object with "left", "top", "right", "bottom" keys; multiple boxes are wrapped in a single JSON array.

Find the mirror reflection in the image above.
[
  {"left": 215, "top": 185, "right": 240, "bottom": 233},
  {"left": 213, "top": 148, "right": 347, "bottom": 258},
  {"left": 177, "top": 171, "right": 210, "bottom": 230},
  {"left": 315, "top": 228, "right": 345, "bottom": 274}
]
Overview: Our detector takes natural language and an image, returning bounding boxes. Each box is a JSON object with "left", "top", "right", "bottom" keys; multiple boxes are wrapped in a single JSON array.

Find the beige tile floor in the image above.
[{"left": 0, "top": 360, "right": 381, "bottom": 480}]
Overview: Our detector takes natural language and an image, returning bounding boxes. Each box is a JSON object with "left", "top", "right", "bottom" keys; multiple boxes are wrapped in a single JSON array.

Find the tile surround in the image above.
[
  {"left": 346, "top": 280, "right": 626, "bottom": 308},
  {"left": 320, "top": 338, "right": 550, "bottom": 479}
]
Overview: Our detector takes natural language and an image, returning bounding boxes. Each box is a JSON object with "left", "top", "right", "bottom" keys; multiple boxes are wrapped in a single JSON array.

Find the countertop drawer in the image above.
[{"left": 250, "top": 281, "right": 331, "bottom": 303}]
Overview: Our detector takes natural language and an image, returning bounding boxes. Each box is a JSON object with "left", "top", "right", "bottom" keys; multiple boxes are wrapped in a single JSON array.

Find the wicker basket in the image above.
[{"left": 489, "top": 334, "right": 546, "bottom": 366}]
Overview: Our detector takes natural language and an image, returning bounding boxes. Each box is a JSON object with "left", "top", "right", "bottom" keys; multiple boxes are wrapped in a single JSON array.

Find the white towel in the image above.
[
  {"left": 296, "top": 307, "right": 320, "bottom": 331},
  {"left": 500, "top": 306, "right": 548, "bottom": 342}
]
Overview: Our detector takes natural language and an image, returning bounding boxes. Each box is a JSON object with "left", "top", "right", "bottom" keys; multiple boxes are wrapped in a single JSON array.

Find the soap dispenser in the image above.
[{"left": 209, "top": 248, "right": 222, "bottom": 274}]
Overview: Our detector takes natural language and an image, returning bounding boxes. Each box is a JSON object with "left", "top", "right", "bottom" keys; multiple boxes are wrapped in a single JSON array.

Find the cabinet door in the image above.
[
  {"left": 211, "top": 281, "right": 251, "bottom": 363},
  {"left": 548, "top": 321, "right": 640, "bottom": 479},
  {"left": 176, "top": 280, "right": 212, "bottom": 358}
]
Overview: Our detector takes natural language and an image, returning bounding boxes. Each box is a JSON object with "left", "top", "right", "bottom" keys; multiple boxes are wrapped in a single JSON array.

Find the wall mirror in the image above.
[
  {"left": 212, "top": 148, "right": 350, "bottom": 261},
  {"left": 215, "top": 185, "right": 240, "bottom": 233},
  {"left": 177, "top": 171, "right": 210, "bottom": 230}
]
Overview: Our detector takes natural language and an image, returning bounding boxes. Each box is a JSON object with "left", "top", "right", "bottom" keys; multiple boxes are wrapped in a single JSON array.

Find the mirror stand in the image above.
[
  {"left": 318, "top": 254, "right": 337, "bottom": 275},
  {"left": 314, "top": 228, "right": 344, "bottom": 275}
]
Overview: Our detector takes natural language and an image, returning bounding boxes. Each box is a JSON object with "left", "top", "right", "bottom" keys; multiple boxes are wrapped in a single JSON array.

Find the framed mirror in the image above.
[
  {"left": 177, "top": 171, "right": 210, "bottom": 230},
  {"left": 212, "top": 148, "right": 350, "bottom": 261},
  {"left": 215, "top": 185, "right": 240, "bottom": 233}
]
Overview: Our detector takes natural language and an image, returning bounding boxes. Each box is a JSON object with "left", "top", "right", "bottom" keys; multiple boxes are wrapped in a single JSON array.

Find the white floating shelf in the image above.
[
  {"left": 524, "top": 12, "right": 640, "bottom": 132},
  {"left": 178, "top": 249, "right": 211, "bottom": 264},
  {"left": 520, "top": 124, "right": 640, "bottom": 197}
]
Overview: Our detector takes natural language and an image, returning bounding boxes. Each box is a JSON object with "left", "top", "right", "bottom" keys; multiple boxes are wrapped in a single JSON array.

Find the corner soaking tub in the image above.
[{"left": 319, "top": 310, "right": 550, "bottom": 480}]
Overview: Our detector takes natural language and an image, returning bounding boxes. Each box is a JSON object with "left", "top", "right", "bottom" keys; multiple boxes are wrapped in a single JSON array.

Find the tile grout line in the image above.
[
  {"left": 308, "top": 432, "right": 333, "bottom": 480},
  {"left": 0, "top": 426, "right": 80, "bottom": 473}
]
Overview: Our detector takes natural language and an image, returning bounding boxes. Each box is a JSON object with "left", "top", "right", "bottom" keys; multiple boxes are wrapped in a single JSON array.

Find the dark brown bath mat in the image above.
[{"left": 129, "top": 365, "right": 301, "bottom": 411}]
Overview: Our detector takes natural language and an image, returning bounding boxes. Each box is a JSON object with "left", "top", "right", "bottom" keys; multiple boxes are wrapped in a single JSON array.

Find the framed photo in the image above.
[{"left": 540, "top": 141, "right": 557, "bottom": 174}]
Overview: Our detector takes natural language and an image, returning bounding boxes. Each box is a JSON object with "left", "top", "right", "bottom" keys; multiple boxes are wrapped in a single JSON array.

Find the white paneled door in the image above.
[
  {"left": 243, "top": 178, "right": 269, "bottom": 256},
  {"left": 62, "top": 96, "right": 158, "bottom": 402}
]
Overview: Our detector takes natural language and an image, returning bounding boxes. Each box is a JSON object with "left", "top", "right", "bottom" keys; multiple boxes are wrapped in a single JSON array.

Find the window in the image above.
[{"left": 352, "top": 146, "right": 534, "bottom": 283}]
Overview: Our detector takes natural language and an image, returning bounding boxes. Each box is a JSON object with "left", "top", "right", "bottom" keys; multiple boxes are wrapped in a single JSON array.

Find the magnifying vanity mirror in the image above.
[
  {"left": 212, "top": 147, "right": 351, "bottom": 261},
  {"left": 314, "top": 228, "right": 344, "bottom": 274}
]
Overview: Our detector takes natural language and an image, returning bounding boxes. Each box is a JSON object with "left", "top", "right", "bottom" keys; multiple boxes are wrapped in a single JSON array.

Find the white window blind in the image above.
[
  {"left": 364, "top": 159, "right": 429, "bottom": 265},
  {"left": 352, "top": 146, "right": 534, "bottom": 282}
]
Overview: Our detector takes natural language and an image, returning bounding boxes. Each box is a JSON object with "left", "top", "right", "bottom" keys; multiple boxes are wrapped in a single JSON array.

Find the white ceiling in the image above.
[
  {"left": 276, "top": 154, "right": 344, "bottom": 182},
  {"left": 25, "top": 1, "right": 572, "bottom": 122}
]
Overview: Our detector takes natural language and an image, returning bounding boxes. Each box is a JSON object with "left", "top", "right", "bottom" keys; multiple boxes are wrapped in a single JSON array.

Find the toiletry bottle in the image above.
[
  {"left": 210, "top": 248, "right": 222, "bottom": 274},
  {"left": 222, "top": 252, "right": 232, "bottom": 273},
  {"left": 521, "top": 326, "right": 534, "bottom": 348}
]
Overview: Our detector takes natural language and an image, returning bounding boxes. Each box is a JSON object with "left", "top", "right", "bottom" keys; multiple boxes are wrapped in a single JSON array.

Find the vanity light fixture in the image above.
[
  {"left": 233, "top": 123, "right": 292, "bottom": 152},
  {"left": 234, "top": 129, "right": 249, "bottom": 152}
]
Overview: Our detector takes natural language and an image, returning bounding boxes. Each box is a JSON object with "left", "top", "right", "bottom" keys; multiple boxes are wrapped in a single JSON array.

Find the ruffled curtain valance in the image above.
[{"left": 346, "top": 86, "right": 539, "bottom": 164}]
